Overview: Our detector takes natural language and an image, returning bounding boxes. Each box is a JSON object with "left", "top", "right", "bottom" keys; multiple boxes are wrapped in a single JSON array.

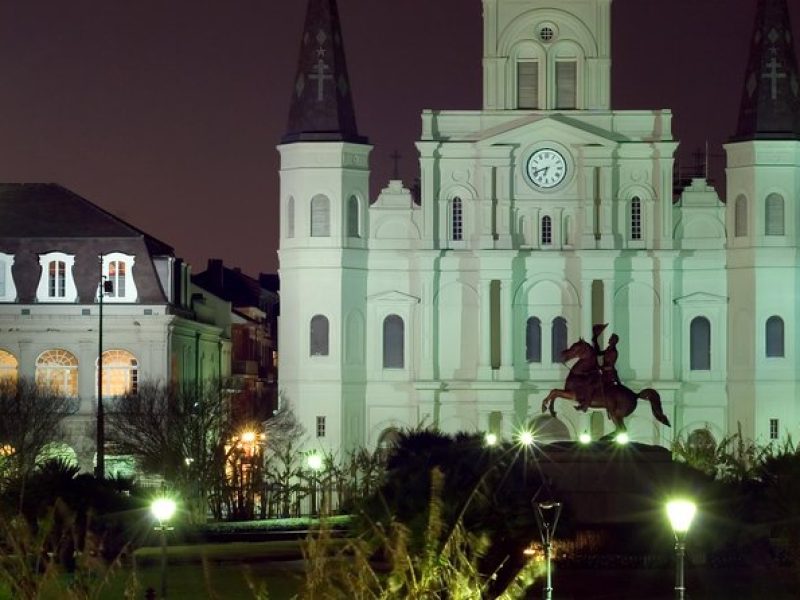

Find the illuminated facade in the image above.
[
  {"left": 278, "top": 0, "right": 800, "bottom": 452},
  {"left": 0, "top": 183, "right": 231, "bottom": 472}
]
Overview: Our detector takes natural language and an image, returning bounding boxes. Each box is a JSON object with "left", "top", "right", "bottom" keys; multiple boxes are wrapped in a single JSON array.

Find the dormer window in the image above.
[
  {"left": 37, "top": 252, "right": 77, "bottom": 303},
  {"left": 102, "top": 253, "right": 137, "bottom": 303},
  {"left": 0, "top": 253, "right": 16, "bottom": 302}
]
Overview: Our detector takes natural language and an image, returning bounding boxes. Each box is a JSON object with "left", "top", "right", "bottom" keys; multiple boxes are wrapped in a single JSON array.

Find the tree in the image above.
[
  {"left": 263, "top": 406, "right": 307, "bottom": 517},
  {"left": 0, "top": 377, "right": 75, "bottom": 501},
  {"left": 106, "top": 380, "right": 232, "bottom": 523}
]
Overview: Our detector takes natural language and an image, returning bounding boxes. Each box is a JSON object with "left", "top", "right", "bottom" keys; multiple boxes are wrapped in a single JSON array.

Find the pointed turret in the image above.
[
  {"left": 734, "top": 0, "right": 800, "bottom": 140},
  {"left": 283, "top": 0, "right": 366, "bottom": 144}
]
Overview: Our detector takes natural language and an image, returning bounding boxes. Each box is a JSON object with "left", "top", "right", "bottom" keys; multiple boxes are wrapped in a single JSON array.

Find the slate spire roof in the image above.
[
  {"left": 734, "top": 0, "right": 800, "bottom": 140},
  {"left": 282, "top": 0, "right": 366, "bottom": 144}
]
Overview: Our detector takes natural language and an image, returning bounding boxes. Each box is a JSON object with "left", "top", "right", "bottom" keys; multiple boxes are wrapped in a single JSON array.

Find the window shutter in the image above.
[
  {"left": 517, "top": 62, "right": 539, "bottom": 109},
  {"left": 347, "top": 196, "right": 359, "bottom": 238},
  {"left": 766, "top": 194, "right": 784, "bottom": 236},
  {"left": 311, "top": 196, "right": 330, "bottom": 237},
  {"left": 556, "top": 61, "right": 577, "bottom": 109}
]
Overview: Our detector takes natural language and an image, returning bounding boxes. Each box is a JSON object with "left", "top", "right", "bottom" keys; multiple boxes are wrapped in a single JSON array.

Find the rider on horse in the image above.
[{"left": 575, "top": 324, "right": 621, "bottom": 412}]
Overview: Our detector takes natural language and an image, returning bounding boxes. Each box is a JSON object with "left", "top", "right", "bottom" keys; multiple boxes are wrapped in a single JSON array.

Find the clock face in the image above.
[{"left": 526, "top": 148, "right": 567, "bottom": 189}]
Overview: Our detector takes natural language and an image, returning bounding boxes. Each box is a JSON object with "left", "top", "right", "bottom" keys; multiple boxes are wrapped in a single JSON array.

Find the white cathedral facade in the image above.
[{"left": 278, "top": 0, "right": 800, "bottom": 453}]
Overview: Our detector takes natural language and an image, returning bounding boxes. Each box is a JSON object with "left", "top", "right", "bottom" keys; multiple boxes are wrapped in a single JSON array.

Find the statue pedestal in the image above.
[{"left": 535, "top": 441, "right": 687, "bottom": 525}]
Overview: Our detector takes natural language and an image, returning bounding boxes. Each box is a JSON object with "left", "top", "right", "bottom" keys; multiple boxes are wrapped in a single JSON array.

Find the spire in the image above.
[
  {"left": 283, "top": 0, "right": 367, "bottom": 145},
  {"left": 734, "top": 0, "right": 800, "bottom": 140}
]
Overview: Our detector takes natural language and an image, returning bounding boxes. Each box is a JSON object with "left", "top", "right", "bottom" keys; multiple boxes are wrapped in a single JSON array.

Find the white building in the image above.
[
  {"left": 278, "top": 0, "right": 800, "bottom": 452},
  {"left": 0, "top": 183, "right": 231, "bottom": 472}
]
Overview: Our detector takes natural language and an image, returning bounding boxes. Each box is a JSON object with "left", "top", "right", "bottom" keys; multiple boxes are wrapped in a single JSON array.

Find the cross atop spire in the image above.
[
  {"left": 734, "top": 0, "right": 800, "bottom": 140},
  {"left": 283, "top": 0, "right": 367, "bottom": 145}
]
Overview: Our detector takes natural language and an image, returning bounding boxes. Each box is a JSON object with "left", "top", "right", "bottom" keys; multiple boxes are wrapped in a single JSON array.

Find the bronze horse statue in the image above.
[{"left": 542, "top": 338, "right": 671, "bottom": 433}]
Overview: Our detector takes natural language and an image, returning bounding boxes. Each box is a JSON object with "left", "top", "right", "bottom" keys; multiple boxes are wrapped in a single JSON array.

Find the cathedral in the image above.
[{"left": 278, "top": 0, "right": 800, "bottom": 453}]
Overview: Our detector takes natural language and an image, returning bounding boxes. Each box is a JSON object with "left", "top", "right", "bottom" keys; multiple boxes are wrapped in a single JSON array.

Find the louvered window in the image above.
[
  {"left": 347, "top": 196, "right": 360, "bottom": 238},
  {"left": 526, "top": 317, "right": 542, "bottom": 363},
  {"left": 765, "top": 194, "right": 784, "bottom": 236},
  {"left": 310, "top": 195, "right": 330, "bottom": 237},
  {"left": 517, "top": 62, "right": 539, "bottom": 109},
  {"left": 734, "top": 195, "right": 747, "bottom": 237},
  {"left": 555, "top": 61, "right": 577, "bottom": 109},
  {"left": 690, "top": 317, "right": 711, "bottom": 371}
]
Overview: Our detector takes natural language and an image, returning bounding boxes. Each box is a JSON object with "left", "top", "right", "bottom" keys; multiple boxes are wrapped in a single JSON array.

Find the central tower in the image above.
[{"left": 482, "top": 0, "right": 612, "bottom": 111}]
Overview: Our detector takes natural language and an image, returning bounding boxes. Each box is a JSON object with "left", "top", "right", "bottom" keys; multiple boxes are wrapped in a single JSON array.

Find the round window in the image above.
[{"left": 539, "top": 26, "right": 555, "bottom": 42}]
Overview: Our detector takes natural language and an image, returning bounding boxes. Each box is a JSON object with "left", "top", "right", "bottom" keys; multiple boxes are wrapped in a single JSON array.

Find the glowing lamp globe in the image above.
[
  {"left": 615, "top": 432, "right": 630, "bottom": 445},
  {"left": 307, "top": 453, "right": 323, "bottom": 471},
  {"left": 151, "top": 498, "right": 177, "bottom": 523},
  {"left": 579, "top": 432, "right": 592, "bottom": 445},
  {"left": 666, "top": 499, "right": 697, "bottom": 534},
  {"left": 485, "top": 432, "right": 498, "bottom": 447},
  {"left": 519, "top": 431, "right": 535, "bottom": 446},
  {"left": 240, "top": 431, "right": 257, "bottom": 444}
]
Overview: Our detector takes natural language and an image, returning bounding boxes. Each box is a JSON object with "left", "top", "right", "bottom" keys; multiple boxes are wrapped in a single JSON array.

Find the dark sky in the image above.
[{"left": 0, "top": 0, "right": 797, "bottom": 276}]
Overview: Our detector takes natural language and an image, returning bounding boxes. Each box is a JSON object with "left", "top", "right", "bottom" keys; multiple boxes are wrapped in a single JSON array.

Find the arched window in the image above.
[
  {"left": 526, "top": 317, "right": 542, "bottom": 363},
  {"left": 36, "top": 349, "right": 78, "bottom": 397},
  {"left": 382, "top": 314, "right": 405, "bottom": 369},
  {"left": 310, "top": 195, "right": 331, "bottom": 237},
  {"left": 347, "top": 196, "right": 360, "bottom": 238},
  {"left": 517, "top": 61, "right": 539, "bottom": 109},
  {"left": 551, "top": 317, "right": 568, "bottom": 362},
  {"left": 766, "top": 316, "right": 785, "bottom": 358},
  {"left": 555, "top": 60, "right": 577, "bottom": 109},
  {"left": 309, "top": 315, "right": 330, "bottom": 356},
  {"left": 541, "top": 216, "right": 553, "bottom": 246},
  {"left": 690, "top": 317, "right": 711, "bottom": 371},
  {"left": 630, "top": 196, "right": 642, "bottom": 240},
  {"left": 451, "top": 197, "right": 463, "bottom": 241},
  {"left": 287, "top": 197, "right": 295, "bottom": 239},
  {"left": 97, "top": 349, "right": 138, "bottom": 397},
  {"left": 765, "top": 194, "right": 785, "bottom": 236},
  {"left": 0, "top": 350, "right": 18, "bottom": 382},
  {"left": 734, "top": 195, "right": 747, "bottom": 237}
]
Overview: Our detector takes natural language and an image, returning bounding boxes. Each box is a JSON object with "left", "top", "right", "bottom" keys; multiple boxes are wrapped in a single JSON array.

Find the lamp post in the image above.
[
  {"left": 533, "top": 500, "right": 562, "bottom": 600},
  {"left": 666, "top": 499, "right": 697, "bottom": 600},
  {"left": 95, "top": 260, "right": 113, "bottom": 480},
  {"left": 151, "top": 497, "right": 177, "bottom": 599}
]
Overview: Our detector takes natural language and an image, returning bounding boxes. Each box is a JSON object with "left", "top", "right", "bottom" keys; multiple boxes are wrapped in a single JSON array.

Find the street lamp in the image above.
[
  {"left": 95, "top": 260, "right": 114, "bottom": 480},
  {"left": 615, "top": 431, "right": 630, "bottom": 445},
  {"left": 666, "top": 499, "right": 697, "bottom": 600},
  {"left": 579, "top": 431, "right": 592, "bottom": 445},
  {"left": 484, "top": 432, "right": 498, "bottom": 447},
  {"left": 518, "top": 430, "right": 535, "bottom": 447},
  {"left": 533, "top": 500, "right": 562, "bottom": 600},
  {"left": 151, "top": 497, "right": 177, "bottom": 599}
]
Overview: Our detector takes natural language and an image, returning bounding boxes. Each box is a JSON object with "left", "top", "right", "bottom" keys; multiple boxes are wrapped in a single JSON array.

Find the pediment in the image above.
[
  {"left": 473, "top": 114, "right": 624, "bottom": 149},
  {"left": 673, "top": 292, "right": 728, "bottom": 306},
  {"left": 367, "top": 290, "right": 421, "bottom": 304}
]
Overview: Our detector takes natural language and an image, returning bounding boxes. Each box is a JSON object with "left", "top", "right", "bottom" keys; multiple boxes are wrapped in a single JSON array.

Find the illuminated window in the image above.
[
  {"left": 316, "top": 416, "right": 326, "bottom": 438},
  {"left": 451, "top": 197, "right": 463, "bottom": 241},
  {"left": 526, "top": 317, "right": 542, "bottom": 363},
  {"left": 734, "top": 195, "right": 747, "bottom": 237},
  {"left": 101, "top": 253, "right": 137, "bottom": 302},
  {"left": 690, "top": 317, "right": 711, "bottom": 371},
  {"left": 48, "top": 261, "right": 66, "bottom": 298},
  {"left": 0, "top": 350, "right": 18, "bottom": 382},
  {"left": 311, "top": 194, "right": 331, "bottom": 237},
  {"left": 630, "top": 196, "right": 642, "bottom": 240},
  {"left": 36, "top": 349, "right": 78, "bottom": 397},
  {"left": 769, "top": 418, "right": 779, "bottom": 440},
  {"left": 765, "top": 194, "right": 785, "bottom": 236},
  {"left": 97, "top": 349, "right": 138, "bottom": 397},
  {"left": 382, "top": 314, "right": 404, "bottom": 369},
  {"left": 310, "top": 315, "right": 330, "bottom": 356},
  {"left": 551, "top": 317, "right": 568, "bottom": 362},
  {"left": 347, "top": 196, "right": 360, "bottom": 238},
  {"left": 541, "top": 216, "right": 553, "bottom": 245},
  {"left": 766, "top": 316, "right": 784, "bottom": 358}
]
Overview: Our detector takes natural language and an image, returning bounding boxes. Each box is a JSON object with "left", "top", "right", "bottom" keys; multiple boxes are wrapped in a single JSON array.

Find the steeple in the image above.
[
  {"left": 283, "top": 0, "right": 366, "bottom": 144},
  {"left": 734, "top": 0, "right": 800, "bottom": 140}
]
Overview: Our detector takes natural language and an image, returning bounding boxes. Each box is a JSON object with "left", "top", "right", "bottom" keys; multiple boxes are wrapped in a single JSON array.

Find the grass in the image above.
[
  {"left": 134, "top": 539, "right": 312, "bottom": 564},
  {"left": 202, "top": 514, "right": 352, "bottom": 534}
]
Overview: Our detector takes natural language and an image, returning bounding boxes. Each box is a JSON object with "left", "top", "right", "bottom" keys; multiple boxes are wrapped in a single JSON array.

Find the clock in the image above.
[{"left": 526, "top": 148, "right": 567, "bottom": 189}]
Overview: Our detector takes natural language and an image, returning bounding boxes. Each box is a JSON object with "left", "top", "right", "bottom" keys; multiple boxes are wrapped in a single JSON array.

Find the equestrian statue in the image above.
[{"left": 541, "top": 324, "right": 671, "bottom": 433}]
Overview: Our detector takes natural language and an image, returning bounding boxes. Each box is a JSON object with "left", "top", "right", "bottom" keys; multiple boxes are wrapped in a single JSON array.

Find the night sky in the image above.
[{"left": 0, "top": 0, "right": 797, "bottom": 276}]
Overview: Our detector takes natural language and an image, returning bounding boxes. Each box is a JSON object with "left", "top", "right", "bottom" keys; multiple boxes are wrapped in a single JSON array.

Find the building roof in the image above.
[
  {"left": 0, "top": 183, "right": 173, "bottom": 255},
  {"left": 282, "top": 0, "right": 367, "bottom": 145},
  {"left": 734, "top": 0, "right": 800, "bottom": 140},
  {"left": 193, "top": 259, "right": 277, "bottom": 314}
]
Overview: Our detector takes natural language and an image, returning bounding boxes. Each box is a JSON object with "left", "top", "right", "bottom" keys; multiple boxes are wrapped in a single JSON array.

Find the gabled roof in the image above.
[
  {"left": 0, "top": 183, "right": 173, "bottom": 255},
  {"left": 734, "top": 0, "right": 800, "bottom": 140},
  {"left": 282, "top": 0, "right": 367, "bottom": 144}
]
